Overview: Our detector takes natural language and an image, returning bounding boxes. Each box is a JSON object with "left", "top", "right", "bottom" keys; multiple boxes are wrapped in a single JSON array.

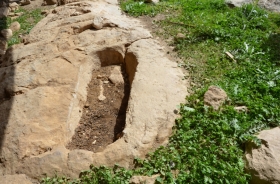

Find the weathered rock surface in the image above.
[
  {"left": 0, "top": 0, "right": 187, "bottom": 180},
  {"left": 204, "top": 86, "right": 227, "bottom": 110},
  {"left": 226, "top": 0, "right": 280, "bottom": 12},
  {"left": 245, "top": 127, "right": 280, "bottom": 184},
  {"left": 0, "top": 174, "right": 33, "bottom": 184}
]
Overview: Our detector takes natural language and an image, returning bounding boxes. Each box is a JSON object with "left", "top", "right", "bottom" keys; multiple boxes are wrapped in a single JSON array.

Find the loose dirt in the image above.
[{"left": 67, "top": 65, "right": 130, "bottom": 153}]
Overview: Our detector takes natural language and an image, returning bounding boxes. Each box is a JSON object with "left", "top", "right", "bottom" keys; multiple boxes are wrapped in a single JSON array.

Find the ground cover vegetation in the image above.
[
  {"left": 0, "top": 8, "right": 43, "bottom": 46},
  {"left": 37, "top": 0, "right": 280, "bottom": 183}
]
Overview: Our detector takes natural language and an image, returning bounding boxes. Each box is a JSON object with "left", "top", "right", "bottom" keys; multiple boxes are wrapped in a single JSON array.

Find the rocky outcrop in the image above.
[
  {"left": 245, "top": 127, "right": 280, "bottom": 184},
  {"left": 0, "top": 0, "right": 187, "bottom": 180}
]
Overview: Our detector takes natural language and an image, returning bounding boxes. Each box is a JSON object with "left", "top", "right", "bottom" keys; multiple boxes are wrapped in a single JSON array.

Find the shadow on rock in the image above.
[{"left": 0, "top": 0, "right": 16, "bottom": 169}]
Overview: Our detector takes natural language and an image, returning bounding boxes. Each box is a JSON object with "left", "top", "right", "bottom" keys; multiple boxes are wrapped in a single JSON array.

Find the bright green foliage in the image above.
[
  {"left": 120, "top": 0, "right": 179, "bottom": 17},
  {"left": 42, "top": 165, "right": 133, "bottom": 184},
  {"left": 42, "top": 0, "right": 280, "bottom": 183},
  {"left": 78, "top": 165, "right": 133, "bottom": 184},
  {"left": 120, "top": 0, "right": 160, "bottom": 16},
  {"left": 133, "top": 105, "right": 250, "bottom": 183},
  {"left": 6, "top": 8, "right": 43, "bottom": 46}
]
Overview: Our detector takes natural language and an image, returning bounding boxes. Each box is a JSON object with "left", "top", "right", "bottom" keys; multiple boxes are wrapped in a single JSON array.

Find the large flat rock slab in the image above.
[{"left": 0, "top": 0, "right": 187, "bottom": 180}]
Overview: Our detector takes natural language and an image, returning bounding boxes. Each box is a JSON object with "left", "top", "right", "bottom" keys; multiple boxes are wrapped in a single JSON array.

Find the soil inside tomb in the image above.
[{"left": 67, "top": 65, "right": 130, "bottom": 152}]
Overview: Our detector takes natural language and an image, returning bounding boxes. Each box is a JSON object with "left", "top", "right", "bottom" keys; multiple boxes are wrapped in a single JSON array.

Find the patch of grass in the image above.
[
  {"left": 120, "top": 0, "right": 180, "bottom": 17},
  {"left": 6, "top": 8, "right": 44, "bottom": 46},
  {"left": 42, "top": 0, "right": 280, "bottom": 183},
  {"left": 42, "top": 165, "right": 133, "bottom": 184},
  {"left": 120, "top": 0, "right": 159, "bottom": 17}
]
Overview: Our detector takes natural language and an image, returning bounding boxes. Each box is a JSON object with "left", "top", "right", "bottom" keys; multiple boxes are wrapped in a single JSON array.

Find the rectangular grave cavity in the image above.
[{"left": 67, "top": 48, "right": 138, "bottom": 152}]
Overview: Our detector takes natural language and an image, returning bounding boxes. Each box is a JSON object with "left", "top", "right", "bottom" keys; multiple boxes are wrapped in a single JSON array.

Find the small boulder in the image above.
[
  {"left": 92, "top": 16, "right": 104, "bottom": 30},
  {"left": 1, "top": 29, "right": 13, "bottom": 40},
  {"left": 109, "top": 66, "right": 124, "bottom": 84},
  {"left": 9, "top": 21, "right": 21, "bottom": 32},
  {"left": 204, "top": 86, "right": 227, "bottom": 110},
  {"left": 245, "top": 127, "right": 280, "bottom": 184}
]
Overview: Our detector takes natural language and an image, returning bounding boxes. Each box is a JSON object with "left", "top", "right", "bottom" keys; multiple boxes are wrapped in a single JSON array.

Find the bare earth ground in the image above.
[{"left": 67, "top": 65, "right": 130, "bottom": 152}]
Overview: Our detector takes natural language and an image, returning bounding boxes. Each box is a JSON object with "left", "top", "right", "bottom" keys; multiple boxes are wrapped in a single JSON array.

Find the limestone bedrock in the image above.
[{"left": 0, "top": 0, "right": 187, "bottom": 180}]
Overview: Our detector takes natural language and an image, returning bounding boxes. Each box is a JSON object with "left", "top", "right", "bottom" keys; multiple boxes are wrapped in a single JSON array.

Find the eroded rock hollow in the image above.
[{"left": 0, "top": 0, "right": 187, "bottom": 180}]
